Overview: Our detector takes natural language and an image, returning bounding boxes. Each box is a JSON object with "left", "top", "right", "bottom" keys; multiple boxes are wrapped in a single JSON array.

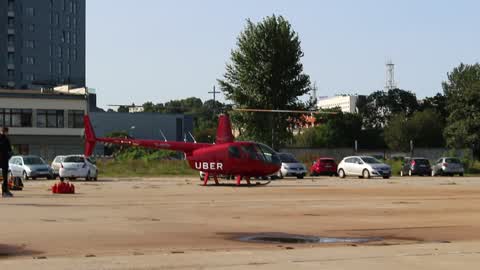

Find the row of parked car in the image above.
[
  {"left": 3, "top": 155, "right": 98, "bottom": 181},
  {"left": 272, "top": 154, "right": 465, "bottom": 179}
]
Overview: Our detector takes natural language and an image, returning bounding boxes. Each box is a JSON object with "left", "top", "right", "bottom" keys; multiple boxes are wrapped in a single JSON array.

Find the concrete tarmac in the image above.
[{"left": 1, "top": 175, "right": 480, "bottom": 269}]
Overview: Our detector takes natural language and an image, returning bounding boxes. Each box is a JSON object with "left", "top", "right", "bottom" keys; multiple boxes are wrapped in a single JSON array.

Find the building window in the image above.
[
  {"left": 8, "top": 53, "right": 14, "bottom": 63},
  {"left": 8, "top": 35, "right": 15, "bottom": 47},
  {"left": 57, "top": 46, "right": 62, "bottom": 58},
  {"left": 72, "top": 49, "right": 77, "bottom": 61},
  {"left": 24, "top": 73, "right": 35, "bottom": 81},
  {"left": 8, "top": 0, "right": 14, "bottom": 10},
  {"left": 37, "top": 110, "right": 64, "bottom": 128},
  {"left": 68, "top": 110, "right": 84, "bottom": 128},
  {"left": 12, "top": 145, "right": 30, "bottom": 156},
  {"left": 57, "top": 62, "right": 63, "bottom": 74},
  {"left": 8, "top": 18, "right": 14, "bottom": 28},
  {"left": 54, "top": 13, "right": 59, "bottom": 25},
  {"left": 7, "top": 70, "right": 15, "bottom": 79},
  {"left": 73, "top": 33, "right": 77, "bottom": 45},
  {"left": 0, "top": 109, "right": 33, "bottom": 128},
  {"left": 66, "top": 16, "right": 71, "bottom": 28},
  {"left": 27, "top": 24, "right": 35, "bottom": 32},
  {"left": 25, "top": 40, "right": 35, "bottom": 48},
  {"left": 25, "top": 57, "right": 35, "bottom": 65},
  {"left": 26, "top": 7, "right": 35, "bottom": 16},
  {"left": 73, "top": 17, "right": 77, "bottom": 28}
]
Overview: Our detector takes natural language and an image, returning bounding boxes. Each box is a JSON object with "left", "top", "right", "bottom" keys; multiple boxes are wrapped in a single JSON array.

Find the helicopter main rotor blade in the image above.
[{"left": 233, "top": 108, "right": 338, "bottom": 114}]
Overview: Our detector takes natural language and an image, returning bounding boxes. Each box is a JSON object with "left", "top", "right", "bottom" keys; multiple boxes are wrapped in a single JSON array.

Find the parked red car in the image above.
[{"left": 310, "top": 158, "right": 338, "bottom": 176}]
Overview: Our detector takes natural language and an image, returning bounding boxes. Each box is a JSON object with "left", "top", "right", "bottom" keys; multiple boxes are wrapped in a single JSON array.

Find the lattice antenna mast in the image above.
[
  {"left": 385, "top": 60, "right": 397, "bottom": 90},
  {"left": 312, "top": 81, "right": 318, "bottom": 105}
]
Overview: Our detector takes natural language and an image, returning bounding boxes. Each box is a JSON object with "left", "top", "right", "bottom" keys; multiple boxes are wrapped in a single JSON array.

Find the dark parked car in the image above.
[
  {"left": 400, "top": 157, "right": 432, "bottom": 176},
  {"left": 310, "top": 157, "right": 337, "bottom": 176}
]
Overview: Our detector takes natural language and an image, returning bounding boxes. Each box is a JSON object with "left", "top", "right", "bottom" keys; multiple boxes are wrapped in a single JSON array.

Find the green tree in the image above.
[
  {"left": 443, "top": 63, "right": 480, "bottom": 157},
  {"left": 218, "top": 15, "right": 313, "bottom": 149},
  {"left": 420, "top": 93, "right": 447, "bottom": 120},
  {"left": 294, "top": 112, "right": 362, "bottom": 148},
  {"left": 362, "top": 89, "right": 419, "bottom": 128},
  {"left": 117, "top": 105, "right": 130, "bottom": 113},
  {"left": 103, "top": 131, "right": 131, "bottom": 156},
  {"left": 384, "top": 110, "right": 444, "bottom": 151}
]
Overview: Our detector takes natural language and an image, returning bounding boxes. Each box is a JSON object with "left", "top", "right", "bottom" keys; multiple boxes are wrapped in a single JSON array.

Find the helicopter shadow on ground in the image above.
[{"left": 0, "top": 244, "right": 43, "bottom": 258}]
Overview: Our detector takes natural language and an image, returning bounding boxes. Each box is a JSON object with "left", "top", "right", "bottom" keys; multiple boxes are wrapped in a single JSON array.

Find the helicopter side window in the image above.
[
  {"left": 257, "top": 143, "right": 281, "bottom": 165},
  {"left": 258, "top": 144, "right": 273, "bottom": 162},
  {"left": 241, "top": 145, "right": 265, "bottom": 161},
  {"left": 228, "top": 146, "right": 241, "bottom": 159}
]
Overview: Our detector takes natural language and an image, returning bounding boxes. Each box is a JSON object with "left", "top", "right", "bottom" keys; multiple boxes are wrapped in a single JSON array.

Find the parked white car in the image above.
[
  {"left": 51, "top": 155, "right": 66, "bottom": 178},
  {"left": 277, "top": 153, "right": 307, "bottom": 179},
  {"left": 59, "top": 155, "right": 98, "bottom": 181},
  {"left": 337, "top": 156, "right": 391, "bottom": 179},
  {"left": 9, "top": 155, "right": 54, "bottom": 180}
]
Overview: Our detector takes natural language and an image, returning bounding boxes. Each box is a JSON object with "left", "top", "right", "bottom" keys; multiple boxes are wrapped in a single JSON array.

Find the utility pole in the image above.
[
  {"left": 410, "top": 140, "right": 414, "bottom": 157},
  {"left": 208, "top": 86, "right": 221, "bottom": 116}
]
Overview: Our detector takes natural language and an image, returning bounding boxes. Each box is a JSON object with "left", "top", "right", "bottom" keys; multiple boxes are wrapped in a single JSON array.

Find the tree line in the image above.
[
  {"left": 295, "top": 63, "right": 480, "bottom": 158},
  {"left": 216, "top": 14, "right": 480, "bottom": 158},
  {"left": 115, "top": 15, "right": 480, "bottom": 159}
]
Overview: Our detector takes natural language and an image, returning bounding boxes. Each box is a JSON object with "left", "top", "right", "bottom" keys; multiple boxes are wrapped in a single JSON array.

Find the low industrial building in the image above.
[
  {"left": 0, "top": 86, "right": 194, "bottom": 160},
  {"left": 89, "top": 112, "right": 194, "bottom": 156},
  {"left": 0, "top": 86, "right": 88, "bottom": 160}
]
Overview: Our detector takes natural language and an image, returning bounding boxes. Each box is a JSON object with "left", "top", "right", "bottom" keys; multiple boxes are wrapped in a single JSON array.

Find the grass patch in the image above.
[
  {"left": 466, "top": 161, "right": 480, "bottom": 175},
  {"left": 385, "top": 160, "right": 403, "bottom": 176},
  {"left": 97, "top": 159, "right": 197, "bottom": 177}
]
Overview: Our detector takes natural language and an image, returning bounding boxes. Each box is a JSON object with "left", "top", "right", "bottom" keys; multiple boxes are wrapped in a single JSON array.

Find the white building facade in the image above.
[{"left": 317, "top": 95, "right": 361, "bottom": 114}]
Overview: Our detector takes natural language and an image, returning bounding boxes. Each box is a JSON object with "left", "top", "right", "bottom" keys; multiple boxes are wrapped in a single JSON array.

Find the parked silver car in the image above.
[
  {"left": 277, "top": 153, "right": 307, "bottom": 179},
  {"left": 431, "top": 157, "right": 464, "bottom": 176},
  {"left": 337, "top": 156, "right": 391, "bottom": 179},
  {"left": 9, "top": 155, "right": 54, "bottom": 180}
]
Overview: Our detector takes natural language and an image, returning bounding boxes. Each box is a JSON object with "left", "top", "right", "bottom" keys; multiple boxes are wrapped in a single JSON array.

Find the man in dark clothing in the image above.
[{"left": 0, "top": 127, "right": 13, "bottom": 197}]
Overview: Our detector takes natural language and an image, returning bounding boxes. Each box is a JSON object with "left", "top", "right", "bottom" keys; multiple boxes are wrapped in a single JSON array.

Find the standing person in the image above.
[{"left": 0, "top": 127, "right": 13, "bottom": 197}]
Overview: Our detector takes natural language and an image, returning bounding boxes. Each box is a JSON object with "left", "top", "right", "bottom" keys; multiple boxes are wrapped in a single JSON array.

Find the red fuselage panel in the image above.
[{"left": 187, "top": 142, "right": 280, "bottom": 177}]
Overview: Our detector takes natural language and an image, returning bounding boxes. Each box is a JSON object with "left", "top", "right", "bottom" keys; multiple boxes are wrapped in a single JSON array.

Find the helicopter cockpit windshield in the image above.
[{"left": 240, "top": 143, "right": 281, "bottom": 165}]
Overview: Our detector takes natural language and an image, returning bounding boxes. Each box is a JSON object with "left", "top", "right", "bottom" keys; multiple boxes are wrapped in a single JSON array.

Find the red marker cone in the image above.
[
  {"left": 52, "top": 183, "right": 57, "bottom": 193},
  {"left": 59, "top": 182, "right": 66, "bottom": 193}
]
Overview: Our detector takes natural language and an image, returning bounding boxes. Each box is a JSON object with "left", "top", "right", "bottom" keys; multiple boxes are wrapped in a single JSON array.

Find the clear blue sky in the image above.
[{"left": 86, "top": 0, "right": 480, "bottom": 109}]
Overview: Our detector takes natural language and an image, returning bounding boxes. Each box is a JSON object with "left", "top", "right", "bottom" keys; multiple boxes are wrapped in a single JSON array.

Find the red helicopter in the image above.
[{"left": 83, "top": 114, "right": 281, "bottom": 186}]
